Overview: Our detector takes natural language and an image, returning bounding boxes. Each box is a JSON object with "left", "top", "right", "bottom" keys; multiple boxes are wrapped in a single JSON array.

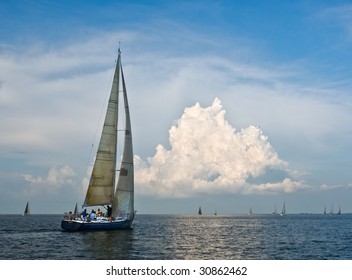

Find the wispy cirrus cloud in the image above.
[{"left": 315, "top": 4, "right": 352, "bottom": 41}]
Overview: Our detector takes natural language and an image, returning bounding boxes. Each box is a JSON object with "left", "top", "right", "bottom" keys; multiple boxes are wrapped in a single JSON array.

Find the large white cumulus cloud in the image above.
[{"left": 135, "top": 98, "right": 303, "bottom": 197}]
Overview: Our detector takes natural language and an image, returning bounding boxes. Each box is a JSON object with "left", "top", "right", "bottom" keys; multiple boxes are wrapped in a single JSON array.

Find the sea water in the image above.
[{"left": 0, "top": 214, "right": 351, "bottom": 260}]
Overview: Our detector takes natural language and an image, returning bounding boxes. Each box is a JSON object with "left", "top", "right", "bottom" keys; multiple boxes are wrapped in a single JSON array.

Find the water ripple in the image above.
[{"left": 1, "top": 214, "right": 351, "bottom": 259}]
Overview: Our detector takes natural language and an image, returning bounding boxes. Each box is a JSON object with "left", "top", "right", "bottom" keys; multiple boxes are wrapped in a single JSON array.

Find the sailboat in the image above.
[
  {"left": 337, "top": 205, "right": 341, "bottom": 215},
  {"left": 198, "top": 206, "right": 202, "bottom": 215},
  {"left": 280, "top": 202, "right": 286, "bottom": 216},
  {"left": 73, "top": 203, "right": 79, "bottom": 218},
  {"left": 61, "top": 48, "right": 135, "bottom": 231},
  {"left": 23, "top": 202, "right": 30, "bottom": 216},
  {"left": 323, "top": 206, "right": 326, "bottom": 215},
  {"left": 248, "top": 207, "right": 253, "bottom": 215},
  {"left": 272, "top": 204, "right": 277, "bottom": 215},
  {"left": 329, "top": 204, "right": 334, "bottom": 215}
]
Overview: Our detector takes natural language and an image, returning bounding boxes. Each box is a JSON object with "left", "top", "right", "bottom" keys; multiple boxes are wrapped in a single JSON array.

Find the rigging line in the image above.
[
  {"left": 94, "top": 51, "right": 119, "bottom": 141},
  {"left": 89, "top": 57, "right": 117, "bottom": 153}
]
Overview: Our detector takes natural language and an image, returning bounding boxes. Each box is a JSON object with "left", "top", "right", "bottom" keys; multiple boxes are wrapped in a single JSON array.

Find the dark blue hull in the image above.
[{"left": 61, "top": 218, "right": 133, "bottom": 231}]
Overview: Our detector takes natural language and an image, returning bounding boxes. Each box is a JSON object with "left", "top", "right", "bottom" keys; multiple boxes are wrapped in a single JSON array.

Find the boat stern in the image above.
[{"left": 61, "top": 220, "right": 83, "bottom": 231}]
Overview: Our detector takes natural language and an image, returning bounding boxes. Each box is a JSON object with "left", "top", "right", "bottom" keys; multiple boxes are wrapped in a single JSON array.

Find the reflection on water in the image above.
[
  {"left": 110, "top": 215, "right": 270, "bottom": 260},
  {"left": 152, "top": 215, "right": 268, "bottom": 259},
  {"left": 1, "top": 214, "right": 352, "bottom": 259},
  {"left": 80, "top": 230, "right": 134, "bottom": 259}
]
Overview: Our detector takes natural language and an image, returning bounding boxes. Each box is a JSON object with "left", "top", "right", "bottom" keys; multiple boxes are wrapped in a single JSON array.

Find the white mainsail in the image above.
[{"left": 83, "top": 48, "right": 134, "bottom": 220}]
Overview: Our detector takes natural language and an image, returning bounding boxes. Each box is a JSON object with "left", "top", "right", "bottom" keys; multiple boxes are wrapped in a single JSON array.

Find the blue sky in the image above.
[{"left": 1, "top": 0, "right": 352, "bottom": 214}]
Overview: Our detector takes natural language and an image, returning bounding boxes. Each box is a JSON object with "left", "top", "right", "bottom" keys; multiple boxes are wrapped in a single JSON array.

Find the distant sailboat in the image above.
[
  {"left": 248, "top": 207, "right": 253, "bottom": 215},
  {"left": 23, "top": 202, "right": 30, "bottom": 216},
  {"left": 61, "top": 47, "right": 135, "bottom": 231},
  {"left": 198, "top": 206, "right": 202, "bottom": 215},
  {"left": 280, "top": 202, "right": 286, "bottom": 216},
  {"left": 337, "top": 205, "right": 341, "bottom": 215},
  {"left": 329, "top": 204, "right": 334, "bottom": 215},
  {"left": 73, "top": 203, "right": 79, "bottom": 218},
  {"left": 323, "top": 206, "right": 326, "bottom": 215},
  {"left": 272, "top": 204, "right": 277, "bottom": 215}
]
